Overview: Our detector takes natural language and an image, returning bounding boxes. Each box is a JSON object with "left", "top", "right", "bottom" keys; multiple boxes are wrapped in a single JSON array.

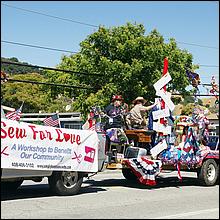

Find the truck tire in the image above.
[
  {"left": 122, "top": 168, "right": 137, "bottom": 181},
  {"left": 197, "top": 159, "right": 218, "bottom": 186},
  {"left": 48, "top": 171, "right": 83, "bottom": 196},
  {"left": 1, "top": 179, "right": 23, "bottom": 191}
]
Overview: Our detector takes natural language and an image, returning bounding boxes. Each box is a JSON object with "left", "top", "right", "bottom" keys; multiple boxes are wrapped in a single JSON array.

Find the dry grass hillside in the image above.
[
  {"left": 172, "top": 104, "right": 183, "bottom": 116},
  {"left": 201, "top": 97, "right": 217, "bottom": 107},
  {"left": 172, "top": 97, "right": 218, "bottom": 116}
]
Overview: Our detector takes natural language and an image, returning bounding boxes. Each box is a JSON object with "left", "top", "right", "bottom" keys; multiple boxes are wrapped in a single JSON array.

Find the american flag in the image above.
[
  {"left": 5, "top": 103, "right": 23, "bottom": 121},
  {"left": 43, "top": 113, "right": 60, "bottom": 127}
]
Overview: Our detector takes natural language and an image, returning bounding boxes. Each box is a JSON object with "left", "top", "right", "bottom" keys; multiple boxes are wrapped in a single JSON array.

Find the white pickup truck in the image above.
[{"left": 1, "top": 107, "right": 106, "bottom": 196}]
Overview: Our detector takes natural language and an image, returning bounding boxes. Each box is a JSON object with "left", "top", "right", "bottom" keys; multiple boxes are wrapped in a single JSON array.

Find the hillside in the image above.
[
  {"left": 201, "top": 97, "right": 218, "bottom": 107},
  {"left": 1, "top": 57, "right": 42, "bottom": 75}
]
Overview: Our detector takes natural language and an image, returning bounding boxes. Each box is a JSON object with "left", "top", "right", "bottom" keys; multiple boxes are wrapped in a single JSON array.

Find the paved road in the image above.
[{"left": 1, "top": 169, "right": 219, "bottom": 219}]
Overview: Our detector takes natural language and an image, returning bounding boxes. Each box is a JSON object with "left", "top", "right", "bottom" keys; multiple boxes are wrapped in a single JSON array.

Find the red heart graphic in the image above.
[{"left": 64, "top": 133, "right": 70, "bottom": 141}]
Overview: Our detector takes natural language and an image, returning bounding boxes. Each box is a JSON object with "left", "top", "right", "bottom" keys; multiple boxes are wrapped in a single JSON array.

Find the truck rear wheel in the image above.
[
  {"left": 197, "top": 159, "right": 218, "bottom": 186},
  {"left": 48, "top": 171, "right": 83, "bottom": 196}
]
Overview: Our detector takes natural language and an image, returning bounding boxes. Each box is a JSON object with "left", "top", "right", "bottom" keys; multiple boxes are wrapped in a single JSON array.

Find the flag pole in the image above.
[
  {"left": 20, "top": 101, "right": 24, "bottom": 109},
  {"left": 56, "top": 111, "right": 61, "bottom": 128}
]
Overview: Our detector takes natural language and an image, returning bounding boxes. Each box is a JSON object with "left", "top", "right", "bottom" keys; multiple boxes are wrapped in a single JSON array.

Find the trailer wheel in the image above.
[
  {"left": 197, "top": 159, "right": 218, "bottom": 186},
  {"left": 122, "top": 168, "right": 137, "bottom": 180},
  {"left": 48, "top": 171, "right": 83, "bottom": 196}
]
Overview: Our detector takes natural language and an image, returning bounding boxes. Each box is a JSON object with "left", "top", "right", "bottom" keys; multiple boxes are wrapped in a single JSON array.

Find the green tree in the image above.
[
  {"left": 181, "top": 95, "right": 203, "bottom": 106},
  {"left": 2, "top": 23, "right": 198, "bottom": 116},
  {"left": 181, "top": 103, "right": 206, "bottom": 116},
  {"left": 181, "top": 103, "right": 195, "bottom": 115},
  {"left": 1, "top": 73, "right": 49, "bottom": 112},
  {"left": 48, "top": 23, "right": 195, "bottom": 116}
]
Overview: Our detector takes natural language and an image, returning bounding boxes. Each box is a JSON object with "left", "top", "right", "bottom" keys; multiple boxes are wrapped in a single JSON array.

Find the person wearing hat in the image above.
[
  {"left": 126, "top": 96, "right": 158, "bottom": 129},
  {"left": 104, "top": 95, "right": 125, "bottom": 130},
  {"left": 103, "top": 95, "right": 129, "bottom": 162}
]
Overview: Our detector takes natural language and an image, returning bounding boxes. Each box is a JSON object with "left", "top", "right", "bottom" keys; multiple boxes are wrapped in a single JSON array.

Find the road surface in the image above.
[{"left": 1, "top": 169, "right": 219, "bottom": 219}]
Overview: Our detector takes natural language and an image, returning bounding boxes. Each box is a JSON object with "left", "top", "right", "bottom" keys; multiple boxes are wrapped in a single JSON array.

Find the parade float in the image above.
[{"left": 121, "top": 58, "right": 219, "bottom": 186}]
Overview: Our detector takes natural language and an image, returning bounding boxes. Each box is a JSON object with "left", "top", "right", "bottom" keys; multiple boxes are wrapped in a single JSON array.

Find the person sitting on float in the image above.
[
  {"left": 126, "top": 96, "right": 158, "bottom": 129},
  {"left": 104, "top": 95, "right": 125, "bottom": 130},
  {"left": 103, "top": 95, "right": 129, "bottom": 151}
]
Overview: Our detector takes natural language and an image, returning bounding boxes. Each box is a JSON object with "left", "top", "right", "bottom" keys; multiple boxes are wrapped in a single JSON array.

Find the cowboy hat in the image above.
[
  {"left": 132, "top": 96, "right": 146, "bottom": 104},
  {"left": 111, "top": 95, "right": 123, "bottom": 102}
]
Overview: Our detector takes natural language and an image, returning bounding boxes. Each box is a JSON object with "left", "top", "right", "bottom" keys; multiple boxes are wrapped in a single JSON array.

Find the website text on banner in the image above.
[{"left": 1, "top": 118, "right": 100, "bottom": 172}]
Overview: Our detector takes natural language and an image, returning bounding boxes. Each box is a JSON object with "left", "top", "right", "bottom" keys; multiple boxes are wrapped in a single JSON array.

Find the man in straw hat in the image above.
[{"left": 126, "top": 96, "right": 158, "bottom": 129}]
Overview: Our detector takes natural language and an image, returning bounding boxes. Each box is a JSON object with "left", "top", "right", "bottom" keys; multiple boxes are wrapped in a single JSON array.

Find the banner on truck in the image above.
[{"left": 1, "top": 118, "right": 100, "bottom": 172}]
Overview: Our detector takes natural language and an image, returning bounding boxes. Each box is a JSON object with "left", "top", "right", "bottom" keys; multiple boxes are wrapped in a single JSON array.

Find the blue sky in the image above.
[{"left": 1, "top": 1, "right": 219, "bottom": 94}]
